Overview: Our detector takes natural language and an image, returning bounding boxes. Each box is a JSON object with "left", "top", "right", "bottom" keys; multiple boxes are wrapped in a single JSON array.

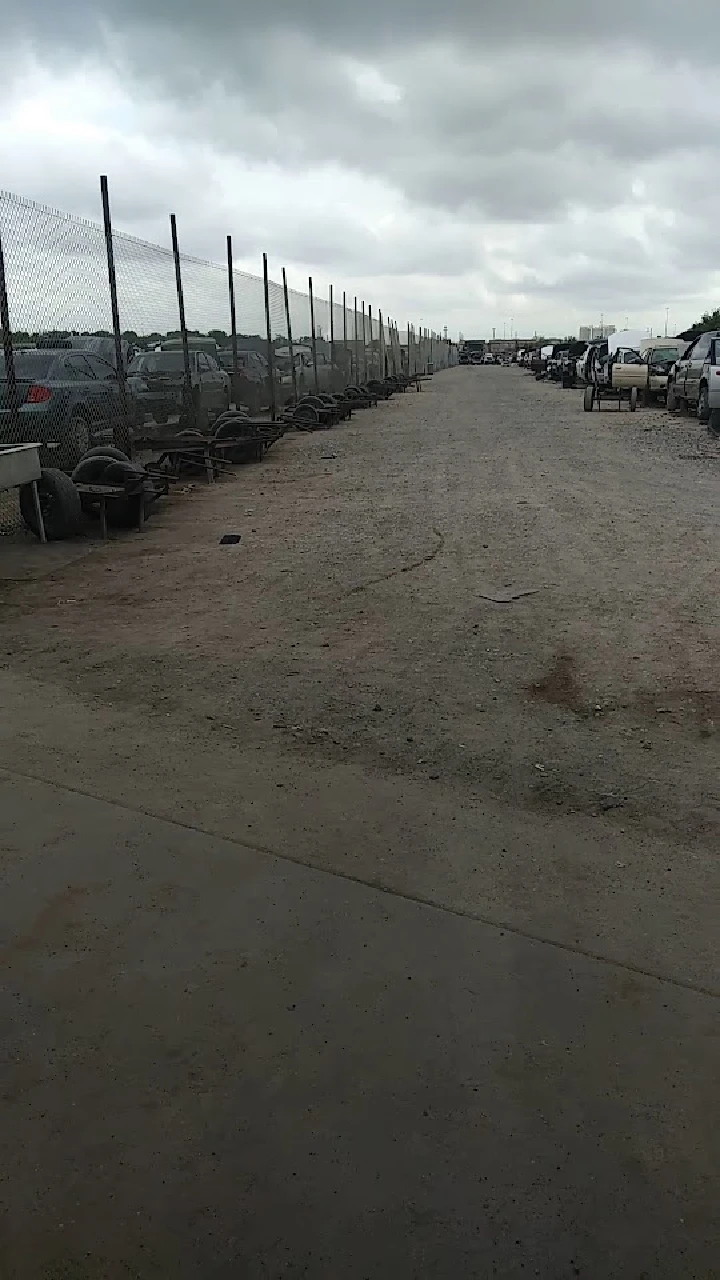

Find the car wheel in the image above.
[
  {"left": 59, "top": 413, "right": 91, "bottom": 471},
  {"left": 697, "top": 385, "right": 710, "bottom": 423},
  {"left": 708, "top": 408, "right": 720, "bottom": 438},
  {"left": 583, "top": 385, "right": 595, "bottom": 412},
  {"left": 19, "top": 468, "right": 82, "bottom": 540},
  {"left": 629, "top": 387, "right": 638, "bottom": 412},
  {"left": 666, "top": 385, "right": 676, "bottom": 412}
]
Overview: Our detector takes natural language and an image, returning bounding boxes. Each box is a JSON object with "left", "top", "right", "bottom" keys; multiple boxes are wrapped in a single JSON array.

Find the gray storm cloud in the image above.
[{"left": 3, "top": 0, "right": 720, "bottom": 332}]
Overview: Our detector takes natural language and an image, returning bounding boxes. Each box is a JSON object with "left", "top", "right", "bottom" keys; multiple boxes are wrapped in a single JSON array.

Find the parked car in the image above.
[
  {"left": 35, "top": 334, "right": 137, "bottom": 370},
  {"left": 666, "top": 331, "right": 720, "bottom": 422},
  {"left": 127, "top": 349, "right": 230, "bottom": 426},
  {"left": 640, "top": 342, "right": 687, "bottom": 405},
  {"left": 0, "top": 347, "right": 131, "bottom": 469}
]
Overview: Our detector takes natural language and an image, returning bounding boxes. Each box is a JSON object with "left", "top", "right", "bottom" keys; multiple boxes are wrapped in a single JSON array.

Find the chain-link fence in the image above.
[{"left": 0, "top": 181, "right": 457, "bottom": 531}]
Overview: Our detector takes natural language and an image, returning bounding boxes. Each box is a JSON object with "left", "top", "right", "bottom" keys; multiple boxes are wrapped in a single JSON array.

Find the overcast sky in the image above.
[{"left": 2, "top": 1, "right": 720, "bottom": 339}]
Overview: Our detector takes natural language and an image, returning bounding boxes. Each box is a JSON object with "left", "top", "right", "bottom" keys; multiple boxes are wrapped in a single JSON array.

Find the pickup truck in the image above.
[{"left": 666, "top": 330, "right": 720, "bottom": 423}]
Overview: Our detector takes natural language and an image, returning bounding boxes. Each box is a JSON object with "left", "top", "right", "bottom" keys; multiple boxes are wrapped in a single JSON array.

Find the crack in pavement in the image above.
[
  {"left": 1, "top": 763, "right": 717, "bottom": 1002},
  {"left": 348, "top": 526, "right": 445, "bottom": 594}
]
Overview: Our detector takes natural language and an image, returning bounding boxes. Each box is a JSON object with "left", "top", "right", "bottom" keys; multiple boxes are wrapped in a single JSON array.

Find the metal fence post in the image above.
[
  {"left": 227, "top": 234, "right": 239, "bottom": 381},
  {"left": 378, "top": 310, "right": 385, "bottom": 380},
  {"left": 340, "top": 290, "right": 345, "bottom": 384},
  {"left": 100, "top": 176, "right": 133, "bottom": 456},
  {"left": 361, "top": 302, "right": 368, "bottom": 383},
  {"left": 329, "top": 283, "right": 335, "bottom": 375},
  {"left": 0, "top": 228, "right": 19, "bottom": 445},
  {"left": 262, "top": 253, "right": 277, "bottom": 422},
  {"left": 282, "top": 268, "right": 298, "bottom": 404},
  {"left": 309, "top": 276, "right": 319, "bottom": 396},
  {"left": 354, "top": 297, "right": 360, "bottom": 386},
  {"left": 169, "top": 213, "right": 196, "bottom": 432},
  {"left": 368, "top": 304, "right": 374, "bottom": 379}
]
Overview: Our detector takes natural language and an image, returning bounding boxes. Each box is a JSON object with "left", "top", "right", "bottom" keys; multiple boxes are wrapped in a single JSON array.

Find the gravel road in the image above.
[{"left": 0, "top": 367, "right": 717, "bottom": 1276}]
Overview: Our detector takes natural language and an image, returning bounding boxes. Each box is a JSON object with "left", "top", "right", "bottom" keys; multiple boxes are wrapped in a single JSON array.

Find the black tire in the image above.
[
  {"left": 19, "top": 468, "right": 82, "bottom": 540},
  {"left": 80, "top": 445, "right": 130, "bottom": 463},
  {"left": 72, "top": 455, "right": 118, "bottom": 518},
  {"left": 708, "top": 408, "right": 720, "bottom": 438},
  {"left": 666, "top": 385, "right": 676, "bottom": 412},
  {"left": 72, "top": 454, "right": 120, "bottom": 485},
  {"left": 630, "top": 387, "right": 638, "bottom": 412},
  {"left": 294, "top": 404, "right": 320, "bottom": 428},
  {"left": 153, "top": 409, "right": 170, "bottom": 426},
  {"left": 697, "top": 385, "right": 710, "bottom": 423},
  {"left": 99, "top": 459, "right": 152, "bottom": 529},
  {"left": 73, "top": 454, "right": 149, "bottom": 523},
  {"left": 213, "top": 411, "right": 250, "bottom": 434},
  {"left": 583, "top": 386, "right": 595, "bottom": 412},
  {"left": 58, "top": 412, "right": 91, "bottom": 471},
  {"left": 642, "top": 386, "right": 652, "bottom": 408},
  {"left": 214, "top": 418, "right": 253, "bottom": 441}
]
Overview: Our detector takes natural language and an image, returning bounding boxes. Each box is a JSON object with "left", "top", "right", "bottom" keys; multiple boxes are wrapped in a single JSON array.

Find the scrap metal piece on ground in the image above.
[{"left": 477, "top": 586, "right": 540, "bottom": 603}]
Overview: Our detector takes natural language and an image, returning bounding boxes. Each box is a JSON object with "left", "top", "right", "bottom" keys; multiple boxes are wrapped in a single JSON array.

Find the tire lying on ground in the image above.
[
  {"left": 19, "top": 467, "right": 83, "bottom": 541},
  {"left": 583, "top": 385, "right": 595, "bottom": 412}
]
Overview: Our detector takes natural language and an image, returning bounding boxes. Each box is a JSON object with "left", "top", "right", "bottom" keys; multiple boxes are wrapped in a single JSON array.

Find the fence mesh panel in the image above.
[{"left": 1, "top": 186, "right": 456, "bottom": 533}]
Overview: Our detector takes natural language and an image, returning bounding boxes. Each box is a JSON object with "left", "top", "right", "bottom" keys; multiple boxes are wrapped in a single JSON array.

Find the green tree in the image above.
[{"left": 680, "top": 308, "right": 720, "bottom": 340}]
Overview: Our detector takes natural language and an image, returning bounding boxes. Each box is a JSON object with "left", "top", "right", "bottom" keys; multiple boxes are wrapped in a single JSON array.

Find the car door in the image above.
[
  {"left": 671, "top": 342, "right": 694, "bottom": 400},
  {"left": 684, "top": 334, "right": 711, "bottom": 405}
]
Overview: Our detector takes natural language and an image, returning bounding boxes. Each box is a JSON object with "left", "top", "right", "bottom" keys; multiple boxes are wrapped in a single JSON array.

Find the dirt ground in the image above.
[{"left": 0, "top": 368, "right": 718, "bottom": 1276}]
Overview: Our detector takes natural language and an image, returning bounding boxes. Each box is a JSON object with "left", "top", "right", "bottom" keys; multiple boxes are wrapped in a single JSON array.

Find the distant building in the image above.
[{"left": 579, "top": 324, "right": 616, "bottom": 341}]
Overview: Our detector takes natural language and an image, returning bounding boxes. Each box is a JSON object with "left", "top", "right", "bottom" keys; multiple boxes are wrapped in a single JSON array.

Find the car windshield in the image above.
[
  {"left": 651, "top": 348, "right": 680, "bottom": 362},
  {"left": 0, "top": 351, "right": 57, "bottom": 380},
  {"left": 129, "top": 352, "right": 188, "bottom": 373}
]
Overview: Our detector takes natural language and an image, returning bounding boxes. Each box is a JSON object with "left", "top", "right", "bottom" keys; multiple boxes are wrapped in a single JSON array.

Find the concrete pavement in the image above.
[{"left": 1, "top": 769, "right": 716, "bottom": 1278}]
